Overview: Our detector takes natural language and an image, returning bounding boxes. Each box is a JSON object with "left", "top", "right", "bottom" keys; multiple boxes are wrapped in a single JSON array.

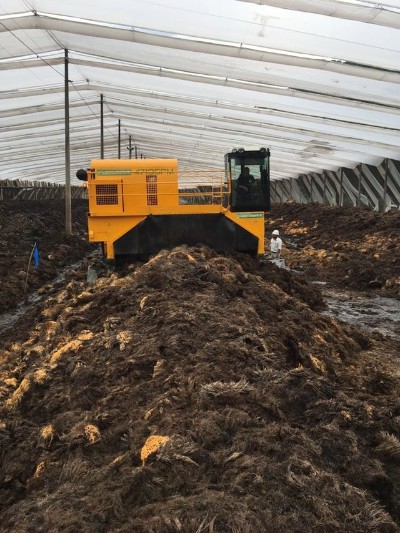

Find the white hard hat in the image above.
[{"left": 272, "top": 230, "right": 280, "bottom": 236}]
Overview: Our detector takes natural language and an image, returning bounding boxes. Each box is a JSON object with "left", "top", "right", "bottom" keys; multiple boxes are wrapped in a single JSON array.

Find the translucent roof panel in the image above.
[{"left": 0, "top": 0, "right": 399, "bottom": 184}]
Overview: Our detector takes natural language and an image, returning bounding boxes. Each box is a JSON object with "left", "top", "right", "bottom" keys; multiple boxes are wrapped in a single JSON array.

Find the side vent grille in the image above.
[
  {"left": 95, "top": 184, "right": 118, "bottom": 205},
  {"left": 146, "top": 175, "right": 158, "bottom": 205}
]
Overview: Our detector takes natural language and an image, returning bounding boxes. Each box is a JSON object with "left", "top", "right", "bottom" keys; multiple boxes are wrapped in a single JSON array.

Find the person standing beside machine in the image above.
[{"left": 269, "top": 229, "right": 282, "bottom": 259}]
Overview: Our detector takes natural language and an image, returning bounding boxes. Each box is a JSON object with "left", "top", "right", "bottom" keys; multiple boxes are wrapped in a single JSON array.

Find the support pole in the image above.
[
  {"left": 64, "top": 49, "right": 72, "bottom": 235},
  {"left": 128, "top": 135, "right": 133, "bottom": 159},
  {"left": 299, "top": 176, "right": 303, "bottom": 204},
  {"left": 323, "top": 171, "right": 327, "bottom": 205},
  {"left": 100, "top": 94, "right": 104, "bottom": 159},
  {"left": 339, "top": 168, "right": 343, "bottom": 207},
  {"left": 135, "top": 145, "right": 138, "bottom": 159},
  {"left": 118, "top": 119, "right": 121, "bottom": 159},
  {"left": 383, "top": 158, "right": 388, "bottom": 208},
  {"left": 357, "top": 165, "right": 362, "bottom": 206}
]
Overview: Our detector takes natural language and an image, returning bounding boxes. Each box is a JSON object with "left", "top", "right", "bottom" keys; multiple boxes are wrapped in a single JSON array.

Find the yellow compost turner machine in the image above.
[{"left": 76, "top": 148, "right": 270, "bottom": 262}]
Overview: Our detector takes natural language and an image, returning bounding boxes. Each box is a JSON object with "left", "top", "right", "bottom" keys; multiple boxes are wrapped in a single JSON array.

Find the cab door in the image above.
[{"left": 226, "top": 149, "right": 270, "bottom": 212}]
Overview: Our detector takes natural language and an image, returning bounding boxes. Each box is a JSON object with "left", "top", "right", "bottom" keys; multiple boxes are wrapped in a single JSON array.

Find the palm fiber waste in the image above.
[
  {"left": 268, "top": 203, "right": 400, "bottom": 296},
  {"left": 1, "top": 244, "right": 400, "bottom": 532},
  {"left": 0, "top": 199, "right": 94, "bottom": 313}
]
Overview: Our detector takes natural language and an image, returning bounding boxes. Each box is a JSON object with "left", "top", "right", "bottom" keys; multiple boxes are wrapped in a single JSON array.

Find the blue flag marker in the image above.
[{"left": 33, "top": 244, "right": 40, "bottom": 268}]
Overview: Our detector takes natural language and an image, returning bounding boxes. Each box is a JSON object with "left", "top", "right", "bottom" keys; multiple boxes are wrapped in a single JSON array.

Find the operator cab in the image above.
[{"left": 225, "top": 148, "right": 270, "bottom": 212}]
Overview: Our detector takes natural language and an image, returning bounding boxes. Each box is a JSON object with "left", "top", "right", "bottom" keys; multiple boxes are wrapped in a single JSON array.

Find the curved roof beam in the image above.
[
  {"left": 1, "top": 12, "right": 400, "bottom": 83},
  {"left": 1, "top": 53, "right": 400, "bottom": 116},
  {"left": 2, "top": 79, "right": 399, "bottom": 133}
]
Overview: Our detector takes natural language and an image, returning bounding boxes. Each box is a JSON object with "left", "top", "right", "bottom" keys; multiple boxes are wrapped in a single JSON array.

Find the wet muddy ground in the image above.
[
  {"left": 267, "top": 202, "right": 400, "bottom": 358},
  {"left": 322, "top": 288, "right": 400, "bottom": 341},
  {"left": 0, "top": 201, "right": 400, "bottom": 531},
  {"left": 0, "top": 255, "right": 99, "bottom": 337}
]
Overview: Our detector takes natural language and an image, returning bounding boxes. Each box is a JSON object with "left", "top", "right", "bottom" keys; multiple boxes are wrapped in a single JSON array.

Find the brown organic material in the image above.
[
  {"left": 1, "top": 245, "right": 400, "bottom": 532},
  {"left": 0, "top": 199, "right": 94, "bottom": 312},
  {"left": 268, "top": 203, "right": 400, "bottom": 296}
]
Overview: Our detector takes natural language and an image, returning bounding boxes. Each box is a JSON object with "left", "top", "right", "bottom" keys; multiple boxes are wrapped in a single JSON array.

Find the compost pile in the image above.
[
  {"left": 0, "top": 199, "right": 94, "bottom": 313},
  {"left": 1, "top": 245, "right": 400, "bottom": 532},
  {"left": 268, "top": 203, "right": 400, "bottom": 295}
]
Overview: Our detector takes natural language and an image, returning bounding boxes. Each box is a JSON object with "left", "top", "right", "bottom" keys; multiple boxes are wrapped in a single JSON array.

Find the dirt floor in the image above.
[
  {"left": 0, "top": 199, "right": 94, "bottom": 313},
  {"left": 267, "top": 203, "right": 400, "bottom": 296},
  {"left": 1, "top": 241, "right": 400, "bottom": 532}
]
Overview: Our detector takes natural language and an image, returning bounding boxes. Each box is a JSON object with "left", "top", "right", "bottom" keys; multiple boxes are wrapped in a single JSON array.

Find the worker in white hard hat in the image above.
[{"left": 269, "top": 229, "right": 283, "bottom": 259}]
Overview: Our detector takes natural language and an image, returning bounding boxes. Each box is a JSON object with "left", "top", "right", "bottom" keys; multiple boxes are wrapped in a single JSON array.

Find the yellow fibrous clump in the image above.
[
  {"left": 6, "top": 377, "right": 30, "bottom": 409},
  {"left": 34, "top": 369, "right": 47, "bottom": 384},
  {"left": 84, "top": 424, "right": 101, "bottom": 444},
  {"left": 140, "top": 435, "right": 170, "bottom": 464}
]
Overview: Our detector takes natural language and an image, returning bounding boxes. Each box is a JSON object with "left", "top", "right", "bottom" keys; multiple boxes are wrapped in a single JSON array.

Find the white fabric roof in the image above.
[{"left": 1, "top": 0, "right": 400, "bottom": 183}]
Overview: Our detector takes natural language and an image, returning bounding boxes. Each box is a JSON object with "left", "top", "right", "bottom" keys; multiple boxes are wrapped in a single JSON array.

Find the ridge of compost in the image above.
[{"left": 1, "top": 245, "right": 400, "bottom": 532}]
